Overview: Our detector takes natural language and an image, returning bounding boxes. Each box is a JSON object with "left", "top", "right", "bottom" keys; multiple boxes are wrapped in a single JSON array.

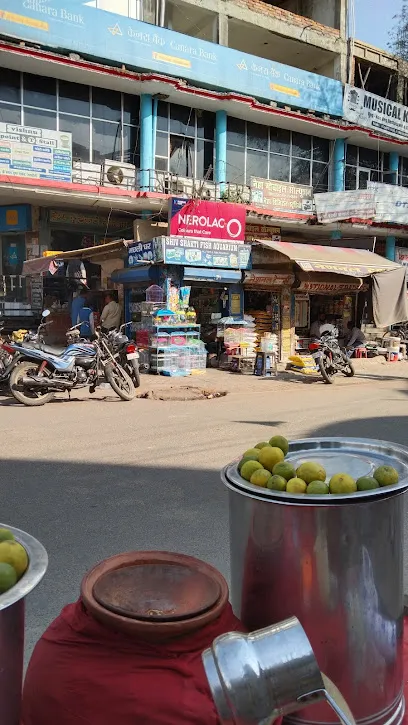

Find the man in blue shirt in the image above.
[{"left": 71, "top": 288, "right": 87, "bottom": 328}]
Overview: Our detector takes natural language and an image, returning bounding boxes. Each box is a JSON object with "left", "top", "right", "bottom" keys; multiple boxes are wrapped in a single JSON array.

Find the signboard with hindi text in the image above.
[
  {"left": 250, "top": 178, "right": 313, "bottom": 216},
  {"left": 344, "top": 84, "right": 408, "bottom": 140}
]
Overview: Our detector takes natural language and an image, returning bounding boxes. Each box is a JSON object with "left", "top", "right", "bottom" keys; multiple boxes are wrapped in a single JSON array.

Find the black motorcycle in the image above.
[
  {"left": 308, "top": 326, "right": 355, "bottom": 384},
  {"left": 105, "top": 323, "right": 141, "bottom": 388}
]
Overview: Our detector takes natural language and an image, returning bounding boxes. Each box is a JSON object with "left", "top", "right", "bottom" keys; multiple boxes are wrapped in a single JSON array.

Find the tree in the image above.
[{"left": 388, "top": 0, "right": 408, "bottom": 59}]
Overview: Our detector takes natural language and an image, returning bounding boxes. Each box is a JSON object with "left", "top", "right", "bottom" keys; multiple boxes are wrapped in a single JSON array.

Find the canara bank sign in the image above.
[
  {"left": 169, "top": 198, "right": 246, "bottom": 242},
  {"left": 0, "top": 0, "right": 343, "bottom": 116}
]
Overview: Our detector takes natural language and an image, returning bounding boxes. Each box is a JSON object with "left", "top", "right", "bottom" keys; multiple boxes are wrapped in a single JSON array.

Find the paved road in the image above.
[{"left": 1, "top": 367, "right": 407, "bottom": 657}]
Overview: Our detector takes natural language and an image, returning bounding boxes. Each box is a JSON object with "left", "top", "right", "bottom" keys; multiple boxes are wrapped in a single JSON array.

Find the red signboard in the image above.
[{"left": 169, "top": 198, "right": 246, "bottom": 242}]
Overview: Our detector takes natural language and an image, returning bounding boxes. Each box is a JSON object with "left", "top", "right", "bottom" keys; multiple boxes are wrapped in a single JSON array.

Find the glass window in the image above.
[
  {"left": 197, "top": 111, "right": 215, "bottom": 140},
  {"left": 0, "top": 69, "right": 20, "bottom": 105},
  {"left": 247, "top": 122, "right": 268, "bottom": 151},
  {"left": 23, "top": 108, "right": 57, "bottom": 130},
  {"left": 226, "top": 145, "right": 245, "bottom": 184},
  {"left": 169, "top": 104, "right": 194, "bottom": 136},
  {"left": 345, "top": 166, "right": 356, "bottom": 190},
  {"left": 346, "top": 144, "right": 358, "bottom": 165},
  {"left": 291, "top": 157, "right": 311, "bottom": 185},
  {"left": 359, "top": 147, "right": 380, "bottom": 170},
  {"left": 156, "top": 101, "right": 168, "bottom": 132},
  {"left": 123, "top": 94, "right": 140, "bottom": 126},
  {"left": 169, "top": 136, "right": 194, "bottom": 176},
  {"left": 313, "top": 137, "right": 330, "bottom": 162},
  {"left": 227, "top": 117, "right": 245, "bottom": 146},
  {"left": 59, "top": 81, "right": 90, "bottom": 116},
  {"left": 312, "top": 162, "right": 328, "bottom": 192},
  {"left": 270, "top": 127, "right": 290, "bottom": 156},
  {"left": 358, "top": 169, "right": 370, "bottom": 189},
  {"left": 246, "top": 148, "right": 268, "bottom": 181},
  {"left": 92, "top": 87, "right": 121, "bottom": 122},
  {"left": 292, "top": 132, "right": 311, "bottom": 159},
  {"left": 196, "top": 140, "right": 214, "bottom": 179},
  {"left": 60, "top": 114, "right": 90, "bottom": 162},
  {"left": 123, "top": 125, "right": 140, "bottom": 165},
  {"left": 155, "top": 131, "right": 168, "bottom": 158},
  {"left": 269, "top": 154, "right": 290, "bottom": 182},
  {"left": 92, "top": 120, "right": 121, "bottom": 162},
  {"left": 0, "top": 102, "right": 21, "bottom": 124},
  {"left": 23, "top": 74, "right": 56, "bottom": 110}
]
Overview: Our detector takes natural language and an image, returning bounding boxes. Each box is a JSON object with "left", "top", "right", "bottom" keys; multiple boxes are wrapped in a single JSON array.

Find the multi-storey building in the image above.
[{"left": 0, "top": 0, "right": 407, "bottom": 355}]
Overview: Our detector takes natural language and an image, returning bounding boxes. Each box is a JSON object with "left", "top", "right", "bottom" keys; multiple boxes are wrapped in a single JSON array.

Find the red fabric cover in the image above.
[{"left": 21, "top": 599, "right": 243, "bottom": 725}]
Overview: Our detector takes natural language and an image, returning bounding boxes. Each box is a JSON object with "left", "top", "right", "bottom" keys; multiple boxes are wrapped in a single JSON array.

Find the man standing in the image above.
[
  {"left": 101, "top": 292, "right": 121, "bottom": 333},
  {"left": 71, "top": 287, "right": 87, "bottom": 328}
]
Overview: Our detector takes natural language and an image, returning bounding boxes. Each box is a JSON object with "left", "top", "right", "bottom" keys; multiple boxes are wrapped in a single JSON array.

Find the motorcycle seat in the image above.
[{"left": 41, "top": 344, "right": 67, "bottom": 356}]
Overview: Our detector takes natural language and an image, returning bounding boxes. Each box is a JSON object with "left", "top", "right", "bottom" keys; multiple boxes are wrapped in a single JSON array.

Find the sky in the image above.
[{"left": 355, "top": 0, "right": 402, "bottom": 51}]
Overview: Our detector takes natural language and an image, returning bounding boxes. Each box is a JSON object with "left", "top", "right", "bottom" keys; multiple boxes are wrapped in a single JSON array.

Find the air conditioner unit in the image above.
[
  {"left": 102, "top": 160, "right": 136, "bottom": 190},
  {"left": 72, "top": 161, "right": 102, "bottom": 185}
]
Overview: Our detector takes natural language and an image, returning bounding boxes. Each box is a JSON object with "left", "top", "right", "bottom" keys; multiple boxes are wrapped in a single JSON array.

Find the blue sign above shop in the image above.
[
  {"left": 0, "top": 1, "right": 343, "bottom": 116},
  {"left": 128, "top": 236, "right": 251, "bottom": 269},
  {"left": 0, "top": 204, "right": 31, "bottom": 232}
]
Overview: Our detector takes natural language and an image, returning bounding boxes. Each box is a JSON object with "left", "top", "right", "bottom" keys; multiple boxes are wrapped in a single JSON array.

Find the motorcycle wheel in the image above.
[
  {"left": 126, "top": 359, "right": 141, "bottom": 388},
  {"left": 342, "top": 354, "right": 355, "bottom": 377},
  {"left": 105, "top": 362, "right": 136, "bottom": 401},
  {"left": 9, "top": 361, "right": 55, "bottom": 406},
  {"left": 318, "top": 355, "right": 335, "bottom": 384}
]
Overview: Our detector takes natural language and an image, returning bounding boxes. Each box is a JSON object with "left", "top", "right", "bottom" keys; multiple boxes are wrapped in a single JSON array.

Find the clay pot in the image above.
[{"left": 81, "top": 550, "right": 229, "bottom": 641}]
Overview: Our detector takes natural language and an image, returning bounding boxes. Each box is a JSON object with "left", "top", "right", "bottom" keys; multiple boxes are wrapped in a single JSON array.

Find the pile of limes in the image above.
[
  {"left": 238, "top": 435, "right": 400, "bottom": 495},
  {"left": 0, "top": 528, "right": 29, "bottom": 594}
]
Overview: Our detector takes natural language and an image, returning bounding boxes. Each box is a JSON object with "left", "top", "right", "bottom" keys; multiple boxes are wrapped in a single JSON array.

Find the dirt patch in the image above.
[{"left": 137, "top": 386, "right": 228, "bottom": 401}]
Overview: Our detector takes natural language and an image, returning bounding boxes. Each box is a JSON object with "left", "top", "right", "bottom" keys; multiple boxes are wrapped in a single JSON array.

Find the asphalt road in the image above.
[{"left": 1, "top": 367, "right": 408, "bottom": 657}]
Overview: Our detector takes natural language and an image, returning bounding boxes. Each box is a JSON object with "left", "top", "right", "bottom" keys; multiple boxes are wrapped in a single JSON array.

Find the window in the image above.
[
  {"left": 345, "top": 144, "right": 390, "bottom": 189},
  {"left": 399, "top": 157, "right": 408, "bottom": 187},
  {"left": 155, "top": 103, "right": 214, "bottom": 179},
  {"left": 226, "top": 119, "right": 329, "bottom": 191},
  {"left": 0, "top": 71, "right": 140, "bottom": 165}
]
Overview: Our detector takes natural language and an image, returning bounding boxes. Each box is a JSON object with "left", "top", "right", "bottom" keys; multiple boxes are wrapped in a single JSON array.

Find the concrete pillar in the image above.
[
  {"left": 215, "top": 110, "right": 227, "bottom": 188},
  {"left": 332, "top": 139, "right": 345, "bottom": 192},
  {"left": 389, "top": 152, "right": 399, "bottom": 185},
  {"left": 140, "top": 94, "right": 153, "bottom": 191},
  {"left": 218, "top": 14, "right": 228, "bottom": 46},
  {"left": 386, "top": 236, "right": 396, "bottom": 261}
]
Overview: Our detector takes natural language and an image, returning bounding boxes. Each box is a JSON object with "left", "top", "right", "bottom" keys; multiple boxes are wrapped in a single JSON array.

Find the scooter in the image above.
[{"left": 8, "top": 311, "right": 135, "bottom": 406}]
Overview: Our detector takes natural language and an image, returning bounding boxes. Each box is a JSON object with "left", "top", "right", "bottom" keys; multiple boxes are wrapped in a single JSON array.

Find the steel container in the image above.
[
  {"left": 223, "top": 438, "right": 408, "bottom": 725},
  {"left": 0, "top": 524, "right": 48, "bottom": 725}
]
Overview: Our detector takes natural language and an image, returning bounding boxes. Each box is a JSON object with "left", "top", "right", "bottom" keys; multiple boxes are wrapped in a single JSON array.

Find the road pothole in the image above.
[{"left": 137, "top": 386, "right": 228, "bottom": 401}]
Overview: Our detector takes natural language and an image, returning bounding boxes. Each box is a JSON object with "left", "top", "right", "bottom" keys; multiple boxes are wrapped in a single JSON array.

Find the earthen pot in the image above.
[{"left": 81, "top": 550, "right": 229, "bottom": 641}]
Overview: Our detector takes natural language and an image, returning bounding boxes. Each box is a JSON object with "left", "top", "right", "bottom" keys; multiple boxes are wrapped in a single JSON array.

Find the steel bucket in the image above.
[
  {"left": 0, "top": 524, "right": 48, "bottom": 725},
  {"left": 203, "top": 615, "right": 356, "bottom": 725},
  {"left": 223, "top": 438, "right": 408, "bottom": 725}
]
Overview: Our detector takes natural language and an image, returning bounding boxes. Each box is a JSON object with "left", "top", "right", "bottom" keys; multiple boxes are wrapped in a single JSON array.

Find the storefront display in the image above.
[{"left": 295, "top": 292, "right": 356, "bottom": 350}]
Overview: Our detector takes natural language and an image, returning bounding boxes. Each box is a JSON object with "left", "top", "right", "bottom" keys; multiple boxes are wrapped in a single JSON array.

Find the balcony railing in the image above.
[{"left": 0, "top": 276, "right": 34, "bottom": 320}]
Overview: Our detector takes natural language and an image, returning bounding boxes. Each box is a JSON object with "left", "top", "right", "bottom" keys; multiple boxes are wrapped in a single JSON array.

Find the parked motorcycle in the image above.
[
  {"left": 0, "top": 323, "right": 17, "bottom": 384},
  {"left": 8, "top": 311, "right": 136, "bottom": 406},
  {"left": 308, "top": 325, "right": 355, "bottom": 384},
  {"left": 105, "top": 323, "right": 141, "bottom": 388}
]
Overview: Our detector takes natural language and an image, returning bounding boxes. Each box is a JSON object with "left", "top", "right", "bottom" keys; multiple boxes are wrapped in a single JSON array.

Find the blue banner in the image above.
[
  {"left": 0, "top": 1, "right": 343, "bottom": 116},
  {"left": 164, "top": 236, "right": 251, "bottom": 269}
]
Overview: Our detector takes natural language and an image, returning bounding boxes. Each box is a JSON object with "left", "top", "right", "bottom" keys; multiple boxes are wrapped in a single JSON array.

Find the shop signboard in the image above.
[
  {"left": 163, "top": 236, "right": 251, "bottom": 269},
  {"left": 0, "top": 204, "right": 31, "bottom": 232},
  {"left": 49, "top": 210, "right": 130, "bottom": 230},
  {"left": 314, "top": 190, "right": 376, "bottom": 223},
  {"left": 298, "top": 260, "right": 386, "bottom": 277},
  {"left": 250, "top": 178, "right": 314, "bottom": 217},
  {"left": 0, "top": 1, "right": 343, "bottom": 116},
  {"left": 244, "top": 271, "right": 294, "bottom": 287},
  {"left": 169, "top": 198, "right": 246, "bottom": 242},
  {"left": 368, "top": 182, "right": 408, "bottom": 224},
  {"left": 297, "top": 279, "right": 368, "bottom": 293},
  {"left": 127, "top": 239, "right": 164, "bottom": 265},
  {"left": 344, "top": 84, "right": 408, "bottom": 140},
  {"left": 245, "top": 224, "right": 281, "bottom": 242},
  {"left": 0, "top": 123, "right": 72, "bottom": 182}
]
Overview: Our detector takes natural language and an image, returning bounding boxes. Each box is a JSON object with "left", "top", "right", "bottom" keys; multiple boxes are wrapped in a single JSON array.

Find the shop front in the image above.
[
  {"left": 42, "top": 209, "right": 134, "bottom": 253},
  {"left": 243, "top": 270, "right": 295, "bottom": 361},
  {"left": 0, "top": 204, "right": 36, "bottom": 323}
]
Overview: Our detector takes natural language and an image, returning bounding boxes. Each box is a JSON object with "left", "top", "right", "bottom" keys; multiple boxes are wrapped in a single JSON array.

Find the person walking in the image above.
[{"left": 100, "top": 293, "right": 121, "bottom": 333}]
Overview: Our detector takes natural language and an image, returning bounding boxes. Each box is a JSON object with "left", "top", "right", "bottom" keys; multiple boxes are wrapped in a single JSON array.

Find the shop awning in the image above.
[
  {"left": 183, "top": 267, "right": 242, "bottom": 283},
  {"left": 255, "top": 240, "right": 400, "bottom": 278},
  {"left": 22, "top": 239, "right": 131, "bottom": 275},
  {"left": 110, "top": 266, "right": 154, "bottom": 284}
]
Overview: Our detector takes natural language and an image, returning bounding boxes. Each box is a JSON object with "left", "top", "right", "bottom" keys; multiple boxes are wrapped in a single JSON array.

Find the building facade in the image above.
[{"left": 0, "top": 0, "right": 408, "bottom": 353}]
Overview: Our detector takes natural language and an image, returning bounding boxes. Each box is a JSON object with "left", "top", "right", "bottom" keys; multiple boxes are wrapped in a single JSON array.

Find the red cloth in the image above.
[{"left": 22, "top": 599, "right": 243, "bottom": 725}]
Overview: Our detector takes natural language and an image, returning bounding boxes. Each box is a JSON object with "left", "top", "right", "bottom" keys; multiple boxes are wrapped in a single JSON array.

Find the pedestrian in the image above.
[
  {"left": 345, "top": 321, "right": 366, "bottom": 355},
  {"left": 77, "top": 299, "right": 95, "bottom": 339},
  {"left": 70, "top": 287, "right": 88, "bottom": 328},
  {"left": 100, "top": 292, "right": 121, "bottom": 333}
]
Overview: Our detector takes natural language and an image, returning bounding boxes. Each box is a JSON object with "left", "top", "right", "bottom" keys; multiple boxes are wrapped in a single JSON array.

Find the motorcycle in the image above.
[
  {"left": 105, "top": 323, "right": 141, "bottom": 388},
  {"left": 0, "top": 323, "right": 17, "bottom": 384},
  {"left": 308, "top": 325, "right": 355, "bottom": 384},
  {"left": 8, "top": 311, "right": 136, "bottom": 406}
]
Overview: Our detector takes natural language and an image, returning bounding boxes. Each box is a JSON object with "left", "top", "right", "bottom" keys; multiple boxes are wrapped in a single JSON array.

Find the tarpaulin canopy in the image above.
[
  {"left": 22, "top": 239, "right": 130, "bottom": 276},
  {"left": 255, "top": 240, "right": 400, "bottom": 278}
]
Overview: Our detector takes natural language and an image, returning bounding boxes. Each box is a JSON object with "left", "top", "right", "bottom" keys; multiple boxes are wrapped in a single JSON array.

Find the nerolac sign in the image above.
[{"left": 0, "top": 0, "right": 343, "bottom": 116}]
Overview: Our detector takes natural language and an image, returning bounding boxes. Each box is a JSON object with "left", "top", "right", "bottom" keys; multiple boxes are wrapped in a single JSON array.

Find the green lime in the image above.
[
  {"left": 373, "top": 466, "right": 399, "bottom": 486},
  {"left": 272, "top": 461, "right": 296, "bottom": 481},
  {"left": 267, "top": 475, "right": 287, "bottom": 491},
  {"left": 242, "top": 448, "right": 261, "bottom": 460},
  {"left": 255, "top": 442, "right": 271, "bottom": 449},
  {"left": 269, "top": 435, "right": 289, "bottom": 456},
  {"left": 357, "top": 476, "right": 380, "bottom": 491},
  {"left": 0, "top": 562, "right": 17, "bottom": 593},
  {"left": 0, "top": 528, "right": 14, "bottom": 543},
  {"left": 307, "top": 481, "right": 330, "bottom": 495},
  {"left": 238, "top": 456, "right": 257, "bottom": 472},
  {"left": 240, "top": 460, "right": 264, "bottom": 481}
]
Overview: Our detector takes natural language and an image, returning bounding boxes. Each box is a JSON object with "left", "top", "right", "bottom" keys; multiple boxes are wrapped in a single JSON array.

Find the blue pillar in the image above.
[
  {"left": 140, "top": 94, "right": 153, "bottom": 191},
  {"left": 215, "top": 110, "right": 227, "bottom": 189},
  {"left": 333, "top": 139, "right": 345, "bottom": 192},
  {"left": 331, "top": 230, "right": 342, "bottom": 241},
  {"left": 389, "top": 152, "right": 399, "bottom": 185},
  {"left": 386, "top": 236, "right": 396, "bottom": 261}
]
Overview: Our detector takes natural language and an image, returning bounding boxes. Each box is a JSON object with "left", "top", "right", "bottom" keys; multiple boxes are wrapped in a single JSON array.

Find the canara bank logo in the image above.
[
  {"left": 108, "top": 23, "right": 122, "bottom": 36},
  {"left": 237, "top": 59, "right": 248, "bottom": 71}
]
